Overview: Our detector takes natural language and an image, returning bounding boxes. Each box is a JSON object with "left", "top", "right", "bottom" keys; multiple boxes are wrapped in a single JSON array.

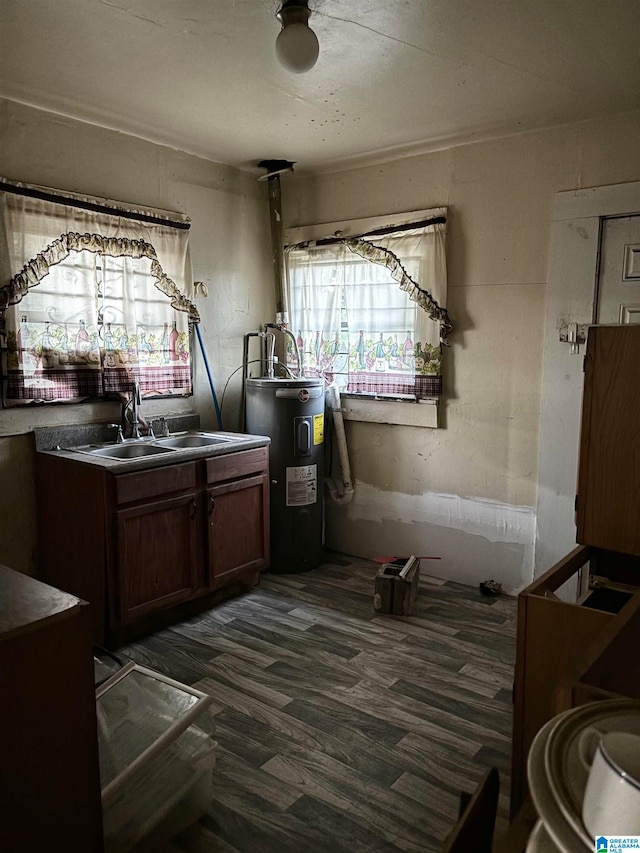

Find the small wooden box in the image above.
[{"left": 373, "top": 556, "right": 420, "bottom": 615}]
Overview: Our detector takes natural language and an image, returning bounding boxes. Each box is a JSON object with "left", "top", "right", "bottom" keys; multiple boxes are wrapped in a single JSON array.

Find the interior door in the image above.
[{"left": 596, "top": 215, "right": 640, "bottom": 324}]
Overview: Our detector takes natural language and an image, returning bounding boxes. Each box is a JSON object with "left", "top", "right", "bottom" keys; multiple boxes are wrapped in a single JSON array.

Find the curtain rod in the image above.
[
  {"left": 287, "top": 215, "right": 446, "bottom": 249},
  {"left": 0, "top": 181, "right": 191, "bottom": 230}
]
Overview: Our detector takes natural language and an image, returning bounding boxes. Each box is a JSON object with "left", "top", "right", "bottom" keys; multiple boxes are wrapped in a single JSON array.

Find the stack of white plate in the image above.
[{"left": 525, "top": 699, "right": 640, "bottom": 852}]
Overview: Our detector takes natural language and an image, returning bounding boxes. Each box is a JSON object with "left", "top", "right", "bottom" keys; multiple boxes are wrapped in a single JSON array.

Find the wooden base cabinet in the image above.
[
  {"left": 510, "top": 544, "right": 640, "bottom": 815},
  {"left": 0, "top": 566, "right": 103, "bottom": 851},
  {"left": 511, "top": 325, "right": 640, "bottom": 816},
  {"left": 37, "top": 446, "right": 270, "bottom": 647}
]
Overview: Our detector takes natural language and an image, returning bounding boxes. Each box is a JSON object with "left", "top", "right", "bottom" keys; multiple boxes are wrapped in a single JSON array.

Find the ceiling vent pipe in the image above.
[{"left": 258, "top": 159, "right": 295, "bottom": 325}]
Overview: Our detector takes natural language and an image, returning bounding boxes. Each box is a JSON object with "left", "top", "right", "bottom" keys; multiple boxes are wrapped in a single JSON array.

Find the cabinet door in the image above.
[
  {"left": 577, "top": 324, "right": 640, "bottom": 554},
  {"left": 207, "top": 473, "right": 269, "bottom": 586},
  {"left": 116, "top": 492, "right": 199, "bottom": 625}
]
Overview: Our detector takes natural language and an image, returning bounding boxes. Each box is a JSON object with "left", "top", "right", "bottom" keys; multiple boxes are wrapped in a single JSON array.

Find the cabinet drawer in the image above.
[
  {"left": 114, "top": 462, "right": 197, "bottom": 505},
  {"left": 206, "top": 447, "right": 268, "bottom": 485}
]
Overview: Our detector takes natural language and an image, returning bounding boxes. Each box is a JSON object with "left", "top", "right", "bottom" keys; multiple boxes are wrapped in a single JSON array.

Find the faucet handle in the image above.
[
  {"left": 107, "top": 423, "right": 125, "bottom": 443},
  {"left": 156, "top": 417, "right": 170, "bottom": 438}
]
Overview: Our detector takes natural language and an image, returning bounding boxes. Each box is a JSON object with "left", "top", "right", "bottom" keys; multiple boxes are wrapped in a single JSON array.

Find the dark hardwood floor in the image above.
[{"left": 120, "top": 554, "right": 517, "bottom": 852}]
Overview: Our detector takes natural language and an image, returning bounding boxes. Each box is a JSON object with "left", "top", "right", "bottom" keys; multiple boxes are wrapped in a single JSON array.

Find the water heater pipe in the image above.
[
  {"left": 265, "top": 322, "right": 301, "bottom": 377},
  {"left": 241, "top": 330, "right": 275, "bottom": 428},
  {"left": 325, "top": 384, "right": 354, "bottom": 505},
  {"left": 265, "top": 331, "right": 277, "bottom": 378}
]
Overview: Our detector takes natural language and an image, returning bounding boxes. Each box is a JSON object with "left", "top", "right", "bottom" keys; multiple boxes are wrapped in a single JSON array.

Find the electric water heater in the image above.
[{"left": 245, "top": 377, "right": 324, "bottom": 573}]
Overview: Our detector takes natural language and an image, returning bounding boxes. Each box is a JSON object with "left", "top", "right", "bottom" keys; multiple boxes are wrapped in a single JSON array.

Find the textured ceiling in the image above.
[{"left": 1, "top": 0, "right": 639, "bottom": 174}]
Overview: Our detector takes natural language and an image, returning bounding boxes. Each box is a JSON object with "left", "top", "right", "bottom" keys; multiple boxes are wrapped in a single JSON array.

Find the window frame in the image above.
[
  {"left": 285, "top": 207, "right": 445, "bottom": 429},
  {"left": 0, "top": 182, "right": 196, "bottom": 408}
]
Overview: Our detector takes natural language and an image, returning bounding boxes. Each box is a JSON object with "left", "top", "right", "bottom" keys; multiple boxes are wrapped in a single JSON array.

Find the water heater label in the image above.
[
  {"left": 313, "top": 413, "right": 324, "bottom": 445},
  {"left": 286, "top": 465, "right": 317, "bottom": 506}
]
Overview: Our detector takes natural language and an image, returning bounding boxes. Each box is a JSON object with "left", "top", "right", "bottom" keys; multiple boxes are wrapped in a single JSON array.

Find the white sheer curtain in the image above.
[
  {"left": 286, "top": 218, "right": 448, "bottom": 399},
  {"left": 370, "top": 222, "right": 448, "bottom": 353},
  {"left": 0, "top": 184, "right": 196, "bottom": 403},
  {"left": 287, "top": 243, "right": 345, "bottom": 377}
]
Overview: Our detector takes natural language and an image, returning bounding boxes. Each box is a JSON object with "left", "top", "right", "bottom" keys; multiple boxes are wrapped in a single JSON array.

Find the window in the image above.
[
  {"left": 285, "top": 210, "right": 450, "bottom": 404},
  {"left": 0, "top": 182, "right": 198, "bottom": 406}
]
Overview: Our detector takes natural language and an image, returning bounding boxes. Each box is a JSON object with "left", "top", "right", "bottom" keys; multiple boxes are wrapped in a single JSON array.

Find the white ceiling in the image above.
[{"left": 1, "top": 0, "right": 639, "bottom": 175}]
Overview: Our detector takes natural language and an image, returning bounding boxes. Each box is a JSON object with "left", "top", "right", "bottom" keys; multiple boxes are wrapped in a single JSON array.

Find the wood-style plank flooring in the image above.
[{"left": 120, "top": 554, "right": 517, "bottom": 852}]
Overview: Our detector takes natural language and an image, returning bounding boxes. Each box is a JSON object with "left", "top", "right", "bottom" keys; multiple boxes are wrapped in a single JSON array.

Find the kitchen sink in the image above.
[
  {"left": 153, "top": 433, "right": 235, "bottom": 448},
  {"left": 87, "top": 443, "right": 177, "bottom": 459},
  {"left": 63, "top": 430, "right": 245, "bottom": 460}
]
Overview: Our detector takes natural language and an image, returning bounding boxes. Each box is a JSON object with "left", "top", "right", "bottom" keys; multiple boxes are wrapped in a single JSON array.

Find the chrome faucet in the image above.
[
  {"left": 130, "top": 380, "right": 142, "bottom": 439},
  {"left": 120, "top": 380, "right": 143, "bottom": 439},
  {"left": 120, "top": 380, "right": 156, "bottom": 438}
]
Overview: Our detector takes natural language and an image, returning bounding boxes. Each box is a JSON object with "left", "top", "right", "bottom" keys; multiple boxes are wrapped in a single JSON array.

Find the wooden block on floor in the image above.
[{"left": 373, "top": 556, "right": 420, "bottom": 615}]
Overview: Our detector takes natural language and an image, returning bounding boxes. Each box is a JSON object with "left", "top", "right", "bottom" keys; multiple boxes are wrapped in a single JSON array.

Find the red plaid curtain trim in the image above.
[
  {"left": 7, "top": 365, "right": 192, "bottom": 400},
  {"left": 102, "top": 366, "right": 192, "bottom": 394},
  {"left": 347, "top": 371, "right": 442, "bottom": 399},
  {"left": 6, "top": 368, "right": 103, "bottom": 401}
]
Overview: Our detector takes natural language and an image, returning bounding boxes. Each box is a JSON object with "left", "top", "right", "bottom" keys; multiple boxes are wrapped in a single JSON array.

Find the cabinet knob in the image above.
[
  {"left": 190, "top": 498, "right": 197, "bottom": 520},
  {"left": 208, "top": 494, "right": 215, "bottom": 515}
]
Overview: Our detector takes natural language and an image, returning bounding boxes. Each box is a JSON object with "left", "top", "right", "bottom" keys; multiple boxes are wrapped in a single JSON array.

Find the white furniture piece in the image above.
[
  {"left": 97, "top": 661, "right": 217, "bottom": 853},
  {"left": 526, "top": 700, "right": 640, "bottom": 852}
]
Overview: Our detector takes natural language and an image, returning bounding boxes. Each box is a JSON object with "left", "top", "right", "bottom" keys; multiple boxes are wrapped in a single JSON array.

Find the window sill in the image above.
[{"left": 339, "top": 395, "right": 438, "bottom": 428}]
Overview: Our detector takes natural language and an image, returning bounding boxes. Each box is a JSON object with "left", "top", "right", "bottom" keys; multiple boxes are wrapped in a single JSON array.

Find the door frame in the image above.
[{"left": 535, "top": 181, "right": 640, "bottom": 577}]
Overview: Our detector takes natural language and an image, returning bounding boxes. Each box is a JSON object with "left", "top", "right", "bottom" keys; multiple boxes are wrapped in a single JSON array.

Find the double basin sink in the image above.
[{"left": 69, "top": 431, "right": 239, "bottom": 460}]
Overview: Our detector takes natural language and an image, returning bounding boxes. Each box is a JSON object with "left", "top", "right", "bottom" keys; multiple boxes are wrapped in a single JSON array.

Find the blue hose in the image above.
[{"left": 194, "top": 323, "right": 223, "bottom": 430}]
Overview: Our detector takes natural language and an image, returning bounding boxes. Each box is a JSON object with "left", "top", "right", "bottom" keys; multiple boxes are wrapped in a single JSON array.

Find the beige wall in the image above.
[
  {"left": 285, "top": 111, "right": 640, "bottom": 591},
  {"left": 3, "top": 98, "right": 640, "bottom": 589},
  {"left": 0, "top": 99, "right": 274, "bottom": 574}
]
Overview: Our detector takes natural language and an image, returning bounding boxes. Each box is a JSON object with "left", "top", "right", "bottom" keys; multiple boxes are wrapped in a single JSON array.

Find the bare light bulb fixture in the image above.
[{"left": 275, "top": 0, "right": 319, "bottom": 74}]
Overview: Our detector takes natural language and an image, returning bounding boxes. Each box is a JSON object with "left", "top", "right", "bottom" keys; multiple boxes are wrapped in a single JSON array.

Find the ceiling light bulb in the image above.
[
  {"left": 275, "top": 2, "right": 319, "bottom": 74},
  {"left": 276, "top": 23, "right": 319, "bottom": 73}
]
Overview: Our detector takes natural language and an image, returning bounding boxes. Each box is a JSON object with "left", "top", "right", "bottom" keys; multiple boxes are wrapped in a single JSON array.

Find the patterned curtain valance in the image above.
[
  {"left": 0, "top": 181, "right": 197, "bottom": 405},
  {"left": 346, "top": 237, "right": 451, "bottom": 345},
  {"left": 1, "top": 231, "right": 200, "bottom": 323}
]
